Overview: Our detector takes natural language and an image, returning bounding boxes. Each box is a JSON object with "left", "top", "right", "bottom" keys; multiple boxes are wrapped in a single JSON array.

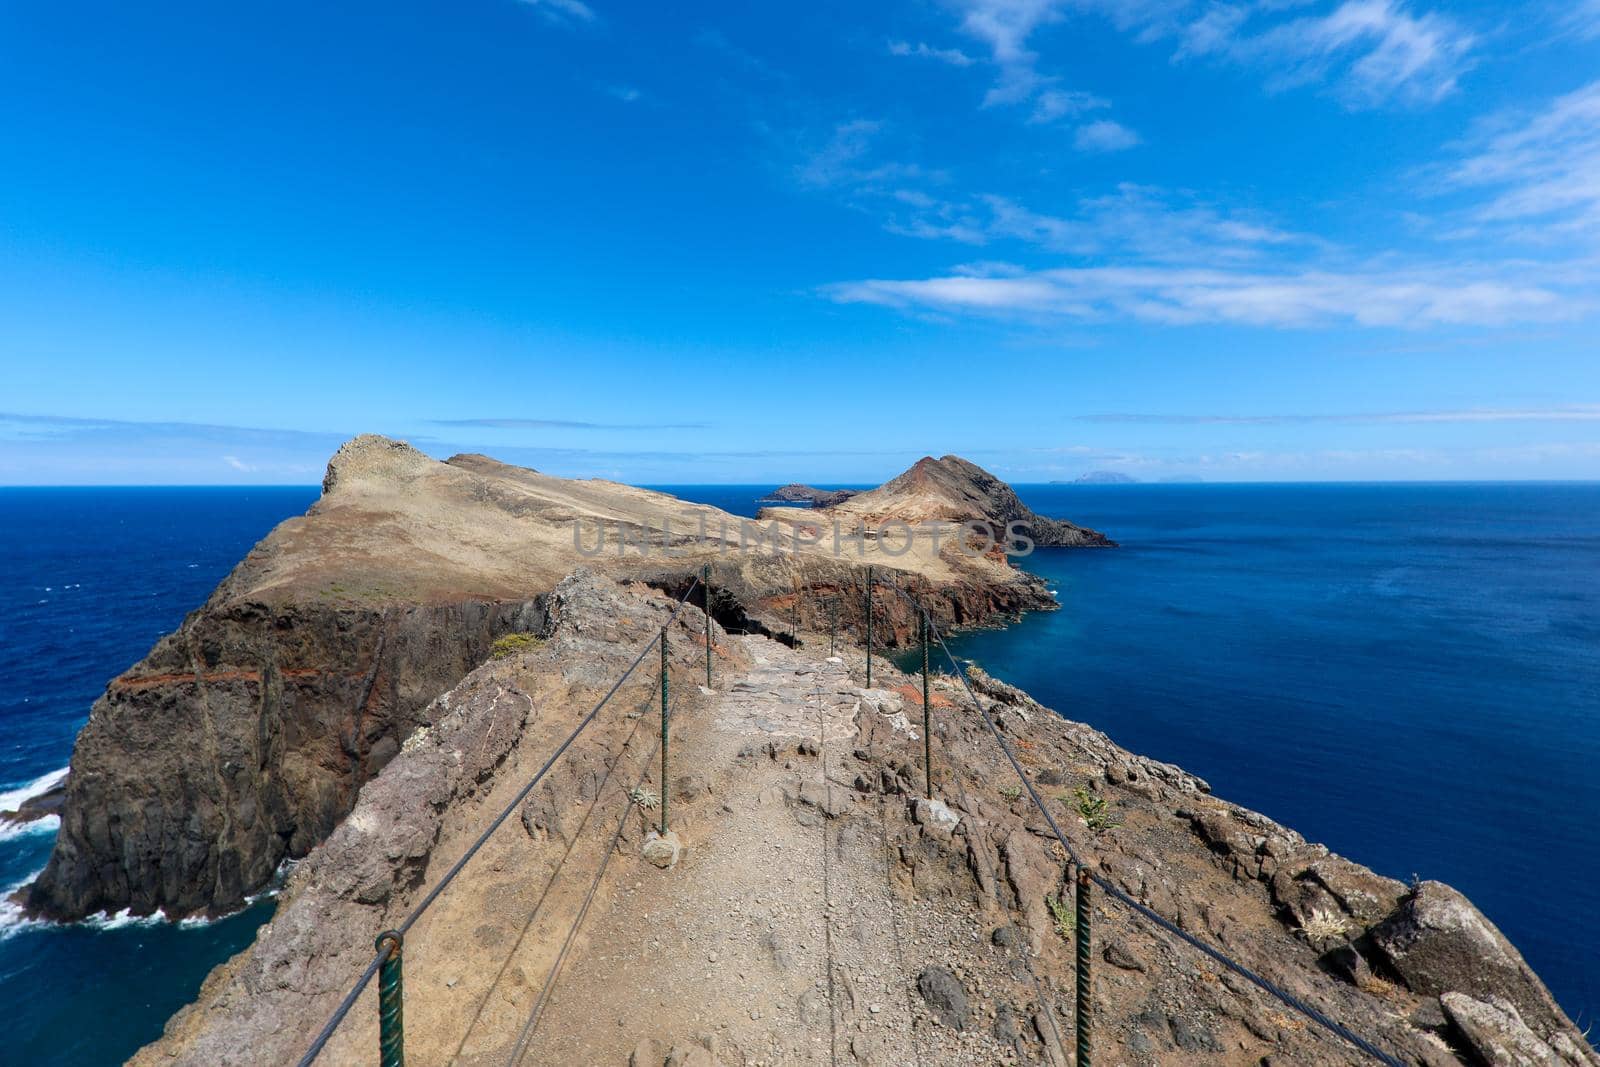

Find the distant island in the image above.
[
  {"left": 758, "top": 483, "right": 860, "bottom": 507},
  {"left": 1051, "top": 470, "right": 1139, "bottom": 485}
]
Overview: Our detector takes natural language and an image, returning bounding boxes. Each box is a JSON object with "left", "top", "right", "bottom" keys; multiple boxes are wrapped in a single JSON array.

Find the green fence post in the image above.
[
  {"left": 921, "top": 613, "right": 933, "bottom": 799},
  {"left": 830, "top": 597, "right": 837, "bottom": 656},
  {"left": 703, "top": 564, "right": 712, "bottom": 690},
  {"left": 1075, "top": 867, "right": 1092, "bottom": 1067},
  {"left": 660, "top": 627, "right": 669, "bottom": 835},
  {"left": 375, "top": 931, "right": 404, "bottom": 1067},
  {"left": 865, "top": 566, "right": 873, "bottom": 688}
]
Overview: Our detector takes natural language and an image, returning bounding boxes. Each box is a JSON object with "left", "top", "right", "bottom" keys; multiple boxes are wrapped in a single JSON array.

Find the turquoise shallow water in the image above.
[{"left": 1, "top": 482, "right": 1595, "bottom": 1062}]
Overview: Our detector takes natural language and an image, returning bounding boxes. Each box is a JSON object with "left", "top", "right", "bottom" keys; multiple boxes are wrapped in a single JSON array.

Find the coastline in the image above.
[{"left": 3, "top": 472, "right": 1596, "bottom": 1064}]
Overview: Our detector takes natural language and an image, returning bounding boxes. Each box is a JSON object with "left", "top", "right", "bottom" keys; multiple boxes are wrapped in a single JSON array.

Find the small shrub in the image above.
[
  {"left": 1299, "top": 907, "right": 1351, "bottom": 942},
  {"left": 1046, "top": 894, "right": 1074, "bottom": 941},
  {"left": 490, "top": 633, "right": 544, "bottom": 660},
  {"left": 1065, "top": 787, "right": 1119, "bottom": 832},
  {"left": 628, "top": 786, "right": 660, "bottom": 810},
  {"left": 998, "top": 784, "right": 1023, "bottom": 802}
]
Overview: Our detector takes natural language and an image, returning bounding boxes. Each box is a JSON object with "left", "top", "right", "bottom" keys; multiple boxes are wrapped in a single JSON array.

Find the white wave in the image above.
[
  {"left": 0, "top": 867, "right": 47, "bottom": 940},
  {"left": 86, "top": 907, "right": 172, "bottom": 931},
  {"left": 0, "top": 767, "right": 68, "bottom": 814},
  {"left": 0, "top": 814, "right": 60, "bottom": 842},
  {"left": 0, "top": 851, "right": 289, "bottom": 939}
]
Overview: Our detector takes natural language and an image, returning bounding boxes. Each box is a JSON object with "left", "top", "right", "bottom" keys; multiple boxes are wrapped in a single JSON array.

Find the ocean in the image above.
[{"left": 0, "top": 482, "right": 1595, "bottom": 1062}]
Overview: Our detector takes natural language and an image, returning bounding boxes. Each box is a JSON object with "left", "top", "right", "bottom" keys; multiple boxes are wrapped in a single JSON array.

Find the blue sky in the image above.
[{"left": 2, "top": 0, "right": 1598, "bottom": 485}]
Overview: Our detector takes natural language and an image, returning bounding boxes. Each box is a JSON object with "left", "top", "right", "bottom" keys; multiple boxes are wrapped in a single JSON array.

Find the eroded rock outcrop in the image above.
[{"left": 826, "top": 454, "right": 1116, "bottom": 548}]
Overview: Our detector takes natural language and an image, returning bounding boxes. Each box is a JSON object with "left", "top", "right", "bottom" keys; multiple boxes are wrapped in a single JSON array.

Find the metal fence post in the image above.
[
  {"left": 375, "top": 931, "right": 404, "bottom": 1067},
  {"left": 830, "top": 597, "right": 837, "bottom": 656},
  {"left": 703, "top": 564, "right": 712, "bottom": 690},
  {"left": 865, "top": 566, "right": 873, "bottom": 688},
  {"left": 660, "top": 628, "right": 669, "bottom": 835},
  {"left": 921, "top": 613, "right": 933, "bottom": 799},
  {"left": 1075, "top": 867, "right": 1092, "bottom": 1067}
]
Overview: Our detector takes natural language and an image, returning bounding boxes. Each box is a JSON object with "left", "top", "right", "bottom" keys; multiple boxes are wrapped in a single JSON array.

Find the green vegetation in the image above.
[
  {"left": 1046, "top": 894, "right": 1074, "bottom": 941},
  {"left": 628, "top": 786, "right": 660, "bottom": 810},
  {"left": 1065, "top": 787, "right": 1120, "bottom": 833},
  {"left": 490, "top": 633, "right": 545, "bottom": 660},
  {"left": 998, "top": 783, "right": 1023, "bottom": 802}
]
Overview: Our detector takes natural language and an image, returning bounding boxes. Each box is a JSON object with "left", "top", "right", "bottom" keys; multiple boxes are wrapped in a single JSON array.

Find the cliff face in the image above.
[
  {"left": 829, "top": 455, "right": 1116, "bottom": 548},
  {"left": 29, "top": 590, "right": 545, "bottom": 919},
  {"left": 29, "top": 437, "right": 1066, "bottom": 920}
]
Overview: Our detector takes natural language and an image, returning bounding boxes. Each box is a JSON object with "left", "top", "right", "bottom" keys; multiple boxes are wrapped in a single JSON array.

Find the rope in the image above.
[
  {"left": 876, "top": 581, "right": 1407, "bottom": 1067},
  {"left": 296, "top": 578, "right": 701, "bottom": 1067}
]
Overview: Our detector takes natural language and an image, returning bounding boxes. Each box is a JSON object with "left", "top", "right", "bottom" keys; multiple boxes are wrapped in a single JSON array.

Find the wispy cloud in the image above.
[
  {"left": 943, "top": 0, "right": 1121, "bottom": 125},
  {"left": 1446, "top": 79, "right": 1600, "bottom": 240},
  {"left": 888, "top": 40, "right": 976, "bottom": 67},
  {"left": 934, "top": 0, "right": 1474, "bottom": 111},
  {"left": 517, "top": 0, "right": 597, "bottom": 28},
  {"left": 826, "top": 261, "right": 1584, "bottom": 328},
  {"left": 1076, "top": 407, "right": 1600, "bottom": 425},
  {"left": 886, "top": 184, "right": 1305, "bottom": 262},
  {"left": 429, "top": 417, "right": 709, "bottom": 430},
  {"left": 1190, "top": 0, "right": 1476, "bottom": 107},
  {"left": 1073, "top": 119, "right": 1141, "bottom": 152},
  {"left": 794, "top": 120, "right": 926, "bottom": 190},
  {"left": 1567, "top": 0, "right": 1600, "bottom": 40}
]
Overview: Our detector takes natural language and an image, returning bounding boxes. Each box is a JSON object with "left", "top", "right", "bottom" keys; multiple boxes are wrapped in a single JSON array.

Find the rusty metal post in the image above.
[
  {"left": 660, "top": 627, "right": 669, "bottom": 835},
  {"left": 921, "top": 612, "right": 933, "bottom": 799},
  {"left": 703, "top": 564, "right": 712, "bottom": 690},
  {"left": 375, "top": 931, "right": 404, "bottom": 1067},
  {"left": 864, "top": 566, "right": 873, "bottom": 688},
  {"left": 1075, "top": 867, "right": 1092, "bottom": 1067}
]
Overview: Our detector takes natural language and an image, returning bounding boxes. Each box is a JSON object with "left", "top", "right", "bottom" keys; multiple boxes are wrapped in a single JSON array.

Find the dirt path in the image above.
[{"left": 489, "top": 639, "right": 928, "bottom": 1065}]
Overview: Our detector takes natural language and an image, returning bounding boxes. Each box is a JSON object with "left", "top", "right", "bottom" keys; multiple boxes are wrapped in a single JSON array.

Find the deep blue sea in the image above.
[
  {"left": 0, "top": 488, "right": 317, "bottom": 1066},
  {"left": 0, "top": 483, "right": 1595, "bottom": 1063}
]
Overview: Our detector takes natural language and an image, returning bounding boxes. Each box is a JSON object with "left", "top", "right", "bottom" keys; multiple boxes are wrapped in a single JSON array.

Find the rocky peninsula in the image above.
[{"left": 27, "top": 437, "right": 1597, "bottom": 1066}]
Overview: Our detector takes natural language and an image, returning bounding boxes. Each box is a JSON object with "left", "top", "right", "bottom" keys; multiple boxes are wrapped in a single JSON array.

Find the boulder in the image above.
[
  {"left": 916, "top": 966, "right": 970, "bottom": 1030},
  {"left": 641, "top": 830, "right": 682, "bottom": 870},
  {"left": 1371, "top": 882, "right": 1569, "bottom": 1036}
]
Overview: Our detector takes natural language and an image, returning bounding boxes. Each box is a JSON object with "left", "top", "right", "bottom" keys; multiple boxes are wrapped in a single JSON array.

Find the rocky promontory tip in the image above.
[{"left": 831, "top": 454, "right": 1117, "bottom": 548}]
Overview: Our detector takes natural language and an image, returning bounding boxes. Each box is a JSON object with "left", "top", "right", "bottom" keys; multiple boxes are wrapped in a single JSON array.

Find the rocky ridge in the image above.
[
  {"left": 25, "top": 439, "right": 1077, "bottom": 921},
  {"left": 134, "top": 574, "right": 1596, "bottom": 1066}
]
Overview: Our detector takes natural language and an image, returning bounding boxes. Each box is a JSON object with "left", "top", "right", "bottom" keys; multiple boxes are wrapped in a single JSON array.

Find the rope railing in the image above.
[
  {"left": 295, "top": 577, "right": 703, "bottom": 1067},
  {"left": 863, "top": 575, "right": 1408, "bottom": 1067}
]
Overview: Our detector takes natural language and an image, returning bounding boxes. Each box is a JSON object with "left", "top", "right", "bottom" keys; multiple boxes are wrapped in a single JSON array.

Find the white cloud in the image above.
[
  {"left": 1226, "top": 0, "right": 1476, "bottom": 107},
  {"left": 1031, "top": 89, "right": 1107, "bottom": 123},
  {"left": 794, "top": 120, "right": 925, "bottom": 190},
  {"left": 1570, "top": 0, "right": 1600, "bottom": 40},
  {"left": 888, "top": 40, "right": 976, "bottom": 66},
  {"left": 1073, "top": 119, "right": 1141, "bottom": 152},
  {"left": 888, "top": 185, "right": 1302, "bottom": 262},
  {"left": 222, "top": 455, "right": 257, "bottom": 472},
  {"left": 1078, "top": 407, "right": 1600, "bottom": 424},
  {"left": 936, "top": 0, "right": 1473, "bottom": 112},
  {"left": 518, "top": 0, "right": 597, "bottom": 27},
  {"left": 826, "top": 261, "right": 1583, "bottom": 328},
  {"left": 1447, "top": 80, "right": 1600, "bottom": 239}
]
